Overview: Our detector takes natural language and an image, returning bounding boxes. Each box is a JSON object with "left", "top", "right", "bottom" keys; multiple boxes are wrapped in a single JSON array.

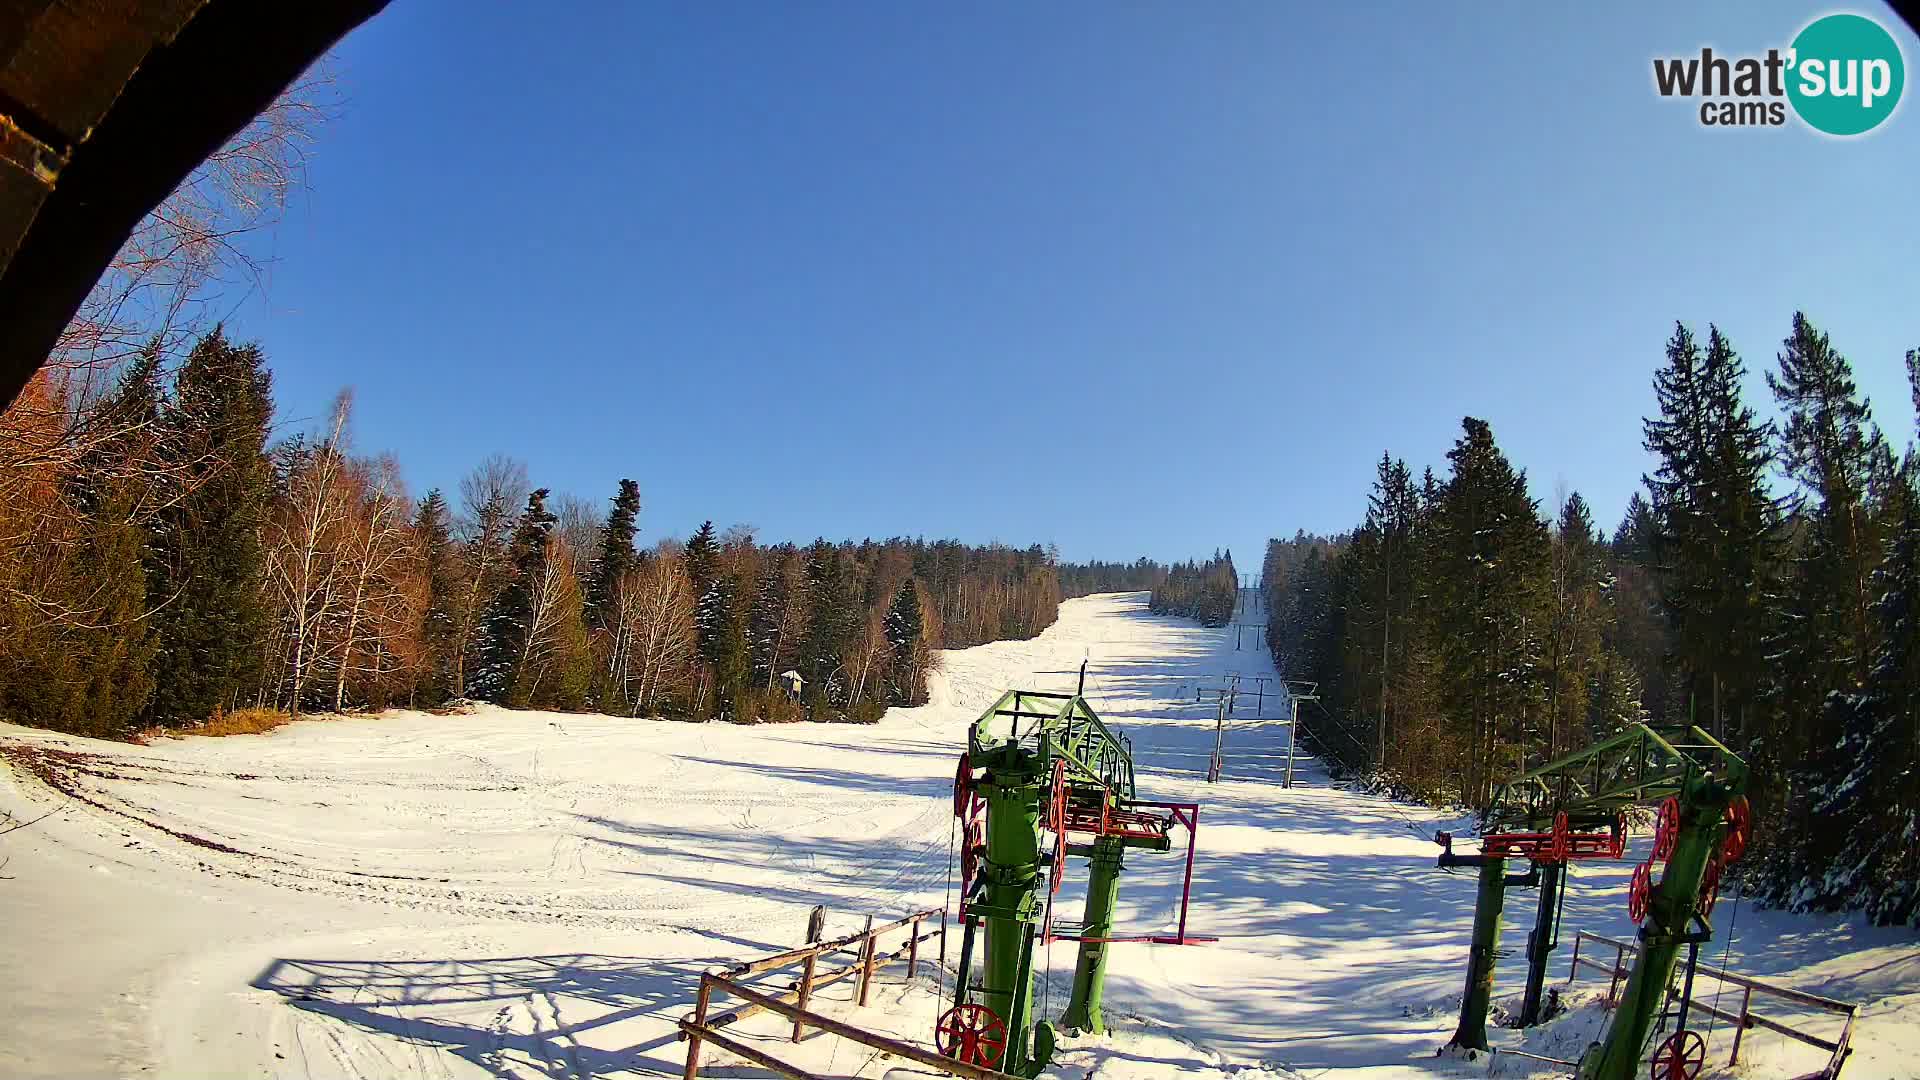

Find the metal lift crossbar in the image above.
[{"left": 1483, "top": 724, "right": 1742, "bottom": 833}]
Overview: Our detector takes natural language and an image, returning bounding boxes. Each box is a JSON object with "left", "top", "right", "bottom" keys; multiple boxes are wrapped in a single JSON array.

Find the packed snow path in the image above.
[{"left": 1, "top": 594, "right": 1914, "bottom": 1079}]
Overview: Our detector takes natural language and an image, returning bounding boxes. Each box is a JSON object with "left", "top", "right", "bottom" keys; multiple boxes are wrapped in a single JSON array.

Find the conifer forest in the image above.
[
  {"left": 1264, "top": 319, "right": 1919, "bottom": 926},
  {"left": 0, "top": 336, "right": 1079, "bottom": 732}
]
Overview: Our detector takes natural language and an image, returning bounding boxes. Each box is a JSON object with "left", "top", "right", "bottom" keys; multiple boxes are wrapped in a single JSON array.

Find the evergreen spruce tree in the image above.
[
  {"left": 36, "top": 352, "right": 164, "bottom": 736},
  {"left": 585, "top": 479, "right": 640, "bottom": 630},
  {"left": 693, "top": 572, "right": 749, "bottom": 717},
  {"left": 1819, "top": 456, "right": 1918, "bottom": 924},
  {"left": 471, "top": 489, "right": 555, "bottom": 703},
  {"left": 1429, "top": 417, "right": 1550, "bottom": 803},
  {"left": 10, "top": 355, "right": 163, "bottom": 735},
  {"left": 1546, "top": 491, "right": 1637, "bottom": 757},
  {"left": 1612, "top": 492, "right": 1657, "bottom": 566},
  {"left": 1641, "top": 323, "right": 1713, "bottom": 719},
  {"left": 1698, "top": 326, "right": 1781, "bottom": 737},
  {"left": 143, "top": 327, "right": 275, "bottom": 725},
  {"left": 883, "top": 577, "right": 926, "bottom": 705},
  {"left": 1347, "top": 453, "right": 1416, "bottom": 768},
  {"left": 1757, "top": 314, "right": 1888, "bottom": 903},
  {"left": 684, "top": 520, "right": 720, "bottom": 599},
  {"left": 414, "top": 489, "right": 459, "bottom": 704},
  {"left": 1641, "top": 324, "right": 1778, "bottom": 737},
  {"left": 801, "top": 540, "right": 856, "bottom": 713},
  {"left": 1797, "top": 347, "right": 1919, "bottom": 922},
  {"left": 66, "top": 486, "right": 160, "bottom": 735},
  {"left": 1768, "top": 313, "right": 1885, "bottom": 686},
  {"left": 749, "top": 551, "right": 797, "bottom": 687}
]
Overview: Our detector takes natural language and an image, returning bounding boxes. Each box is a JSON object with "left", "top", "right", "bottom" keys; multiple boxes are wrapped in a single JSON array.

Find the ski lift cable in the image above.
[
  {"left": 1704, "top": 881, "right": 1743, "bottom": 1047},
  {"left": 1305, "top": 698, "right": 1442, "bottom": 844},
  {"left": 941, "top": 812, "right": 956, "bottom": 1023}
]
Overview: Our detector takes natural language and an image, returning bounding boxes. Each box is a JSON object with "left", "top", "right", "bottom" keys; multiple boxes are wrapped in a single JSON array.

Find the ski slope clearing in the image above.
[{"left": 1, "top": 593, "right": 1914, "bottom": 1079}]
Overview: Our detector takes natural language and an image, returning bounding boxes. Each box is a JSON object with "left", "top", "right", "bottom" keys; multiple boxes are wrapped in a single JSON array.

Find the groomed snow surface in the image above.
[{"left": 1, "top": 593, "right": 1914, "bottom": 1080}]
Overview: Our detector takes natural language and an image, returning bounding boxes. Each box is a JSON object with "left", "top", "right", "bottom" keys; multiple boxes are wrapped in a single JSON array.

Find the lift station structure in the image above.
[
  {"left": 1436, "top": 722, "right": 1750, "bottom": 1080},
  {"left": 941, "top": 686, "right": 1206, "bottom": 1077}
]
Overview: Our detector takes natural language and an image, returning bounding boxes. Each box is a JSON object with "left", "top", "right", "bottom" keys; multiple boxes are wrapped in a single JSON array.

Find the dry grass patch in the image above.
[{"left": 138, "top": 707, "right": 295, "bottom": 741}]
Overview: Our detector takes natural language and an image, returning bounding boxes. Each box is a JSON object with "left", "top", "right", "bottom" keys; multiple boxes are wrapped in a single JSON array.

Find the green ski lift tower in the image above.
[
  {"left": 1434, "top": 722, "right": 1750, "bottom": 1080},
  {"left": 938, "top": 684, "right": 1207, "bottom": 1077}
]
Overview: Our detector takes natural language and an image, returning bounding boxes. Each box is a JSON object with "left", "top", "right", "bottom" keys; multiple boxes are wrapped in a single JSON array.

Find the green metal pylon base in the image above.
[
  {"left": 1061, "top": 836, "right": 1125, "bottom": 1033},
  {"left": 1518, "top": 861, "right": 1564, "bottom": 1027},
  {"left": 1448, "top": 855, "right": 1508, "bottom": 1051},
  {"left": 977, "top": 776, "right": 1044, "bottom": 1075}
]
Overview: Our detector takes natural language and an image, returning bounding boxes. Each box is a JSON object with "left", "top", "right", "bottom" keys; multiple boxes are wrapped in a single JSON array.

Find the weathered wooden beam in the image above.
[
  {"left": 677, "top": 1021, "right": 825, "bottom": 1080},
  {"left": 0, "top": 0, "right": 389, "bottom": 411},
  {"left": 709, "top": 974, "right": 1024, "bottom": 1080}
]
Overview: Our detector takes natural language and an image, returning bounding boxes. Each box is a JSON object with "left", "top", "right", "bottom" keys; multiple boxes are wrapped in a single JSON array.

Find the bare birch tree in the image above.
[
  {"left": 330, "top": 455, "right": 420, "bottom": 710},
  {"left": 621, "top": 556, "right": 697, "bottom": 715},
  {"left": 263, "top": 393, "right": 355, "bottom": 709}
]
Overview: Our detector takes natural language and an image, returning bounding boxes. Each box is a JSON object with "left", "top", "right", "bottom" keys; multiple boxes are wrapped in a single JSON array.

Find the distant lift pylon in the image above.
[{"left": 944, "top": 677, "right": 1211, "bottom": 1077}]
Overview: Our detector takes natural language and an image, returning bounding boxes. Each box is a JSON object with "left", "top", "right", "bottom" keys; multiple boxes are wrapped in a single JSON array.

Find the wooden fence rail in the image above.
[
  {"left": 1568, "top": 929, "right": 1857, "bottom": 1078},
  {"left": 684, "top": 906, "right": 992, "bottom": 1080}
]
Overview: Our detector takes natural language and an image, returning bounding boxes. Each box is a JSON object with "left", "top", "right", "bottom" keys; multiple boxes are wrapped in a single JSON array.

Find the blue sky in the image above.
[{"left": 225, "top": 2, "right": 1920, "bottom": 568}]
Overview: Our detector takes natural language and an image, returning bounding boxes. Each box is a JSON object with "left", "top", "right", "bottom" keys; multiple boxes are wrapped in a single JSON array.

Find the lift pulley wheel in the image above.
[
  {"left": 1628, "top": 862, "right": 1653, "bottom": 924},
  {"left": 1653, "top": 797, "right": 1681, "bottom": 864},
  {"left": 1050, "top": 819, "right": 1067, "bottom": 895},
  {"left": 1698, "top": 857, "right": 1723, "bottom": 917},
  {"left": 1047, "top": 759, "right": 1067, "bottom": 833},
  {"left": 1609, "top": 813, "right": 1629, "bottom": 860},
  {"left": 953, "top": 752, "right": 978, "bottom": 819},
  {"left": 935, "top": 1002, "right": 1008, "bottom": 1068},
  {"left": 1552, "top": 811, "right": 1571, "bottom": 862},
  {"left": 1723, "top": 795, "right": 1751, "bottom": 864},
  {"left": 1648, "top": 1029, "right": 1706, "bottom": 1080}
]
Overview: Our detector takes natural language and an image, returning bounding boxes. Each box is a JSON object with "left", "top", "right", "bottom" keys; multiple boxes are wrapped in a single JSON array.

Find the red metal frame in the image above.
[
  {"left": 1479, "top": 810, "right": 1627, "bottom": 865},
  {"left": 1042, "top": 800, "right": 1212, "bottom": 946},
  {"left": 1059, "top": 934, "right": 1222, "bottom": 944}
]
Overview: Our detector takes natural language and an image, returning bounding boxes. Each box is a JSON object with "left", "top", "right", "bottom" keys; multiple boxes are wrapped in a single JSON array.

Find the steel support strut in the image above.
[
  {"left": 1449, "top": 855, "right": 1509, "bottom": 1051},
  {"left": 1519, "top": 861, "right": 1564, "bottom": 1027},
  {"left": 1061, "top": 835, "right": 1125, "bottom": 1032}
]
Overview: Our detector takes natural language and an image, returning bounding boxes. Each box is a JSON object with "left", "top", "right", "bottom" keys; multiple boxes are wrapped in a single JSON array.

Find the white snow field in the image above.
[{"left": 1, "top": 593, "right": 1915, "bottom": 1080}]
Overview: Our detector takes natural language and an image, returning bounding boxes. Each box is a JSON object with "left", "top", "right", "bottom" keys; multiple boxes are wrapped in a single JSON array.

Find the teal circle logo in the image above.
[{"left": 1787, "top": 14, "right": 1905, "bottom": 135}]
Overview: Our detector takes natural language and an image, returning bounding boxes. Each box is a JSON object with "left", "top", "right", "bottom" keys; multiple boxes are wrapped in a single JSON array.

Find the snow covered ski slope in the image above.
[{"left": 1, "top": 593, "right": 1914, "bottom": 1079}]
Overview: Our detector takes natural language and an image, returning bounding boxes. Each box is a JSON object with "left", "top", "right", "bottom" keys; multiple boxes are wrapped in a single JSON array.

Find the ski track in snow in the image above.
[{"left": 0, "top": 593, "right": 1914, "bottom": 1080}]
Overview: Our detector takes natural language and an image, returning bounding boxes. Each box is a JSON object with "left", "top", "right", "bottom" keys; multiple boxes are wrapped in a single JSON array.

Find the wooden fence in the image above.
[
  {"left": 680, "top": 906, "right": 1020, "bottom": 1080},
  {"left": 1568, "top": 929, "right": 1858, "bottom": 1079}
]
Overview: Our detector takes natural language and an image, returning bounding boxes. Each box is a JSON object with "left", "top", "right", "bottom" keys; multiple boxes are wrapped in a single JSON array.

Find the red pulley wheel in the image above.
[
  {"left": 935, "top": 1003, "right": 1008, "bottom": 1068},
  {"left": 1050, "top": 822, "right": 1067, "bottom": 894},
  {"left": 1653, "top": 797, "right": 1681, "bottom": 863},
  {"left": 953, "top": 752, "right": 975, "bottom": 818},
  {"left": 1610, "top": 812, "right": 1629, "bottom": 860},
  {"left": 1047, "top": 759, "right": 1067, "bottom": 832},
  {"left": 1552, "top": 810, "right": 1571, "bottom": 862},
  {"left": 1648, "top": 1029, "right": 1706, "bottom": 1080},
  {"left": 1723, "top": 795, "right": 1751, "bottom": 864},
  {"left": 1698, "top": 857, "right": 1723, "bottom": 917},
  {"left": 1628, "top": 862, "right": 1652, "bottom": 924},
  {"left": 1049, "top": 764, "right": 1068, "bottom": 894}
]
